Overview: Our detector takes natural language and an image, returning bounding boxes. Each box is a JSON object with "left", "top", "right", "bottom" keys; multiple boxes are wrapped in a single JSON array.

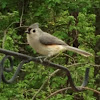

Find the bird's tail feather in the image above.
[{"left": 66, "top": 45, "right": 92, "bottom": 57}]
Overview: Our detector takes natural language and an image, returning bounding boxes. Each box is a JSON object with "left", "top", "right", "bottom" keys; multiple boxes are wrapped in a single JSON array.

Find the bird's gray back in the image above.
[{"left": 39, "top": 32, "right": 67, "bottom": 45}]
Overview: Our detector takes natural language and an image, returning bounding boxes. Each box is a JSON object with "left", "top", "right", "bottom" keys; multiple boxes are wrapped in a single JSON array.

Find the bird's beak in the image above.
[{"left": 25, "top": 30, "right": 29, "bottom": 34}]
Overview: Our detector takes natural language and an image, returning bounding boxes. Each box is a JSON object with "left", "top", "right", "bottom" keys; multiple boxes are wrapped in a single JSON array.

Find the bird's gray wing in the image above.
[{"left": 39, "top": 32, "right": 67, "bottom": 45}]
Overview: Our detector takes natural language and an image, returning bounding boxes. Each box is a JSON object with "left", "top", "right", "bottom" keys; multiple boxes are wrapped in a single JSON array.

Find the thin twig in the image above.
[
  {"left": 14, "top": 26, "right": 28, "bottom": 30},
  {"left": 67, "top": 63, "right": 88, "bottom": 67},
  {"left": 2, "top": 1, "right": 25, "bottom": 49},
  {"left": 83, "top": 87, "right": 100, "bottom": 95},
  {"left": 32, "top": 69, "right": 60, "bottom": 100},
  {"left": 45, "top": 86, "right": 100, "bottom": 100},
  {"left": 70, "top": 29, "right": 78, "bottom": 44},
  {"left": 67, "top": 63, "right": 100, "bottom": 68},
  {"left": 45, "top": 87, "right": 72, "bottom": 100},
  {"left": 2, "top": 30, "right": 7, "bottom": 49},
  {"left": 2, "top": 2, "right": 27, "bottom": 49},
  {"left": 2, "top": 22, "right": 18, "bottom": 49},
  {"left": 64, "top": 53, "right": 76, "bottom": 63},
  {"left": 20, "top": 1, "right": 24, "bottom": 27},
  {"left": 2, "top": 25, "right": 28, "bottom": 49}
]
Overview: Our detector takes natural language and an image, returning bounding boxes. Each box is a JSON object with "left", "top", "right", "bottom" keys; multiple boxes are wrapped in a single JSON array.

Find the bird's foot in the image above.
[{"left": 36, "top": 56, "right": 50, "bottom": 63}]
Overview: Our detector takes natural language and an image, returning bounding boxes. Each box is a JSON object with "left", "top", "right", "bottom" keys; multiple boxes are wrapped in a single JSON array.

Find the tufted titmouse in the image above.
[{"left": 25, "top": 23, "right": 92, "bottom": 57}]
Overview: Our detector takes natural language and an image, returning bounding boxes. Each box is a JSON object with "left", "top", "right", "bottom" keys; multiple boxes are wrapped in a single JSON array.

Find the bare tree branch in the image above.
[
  {"left": 45, "top": 86, "right": 100, "bottom": 100},
  {"left": 20, "top": 1, "right": 24, "bottom": 27}
]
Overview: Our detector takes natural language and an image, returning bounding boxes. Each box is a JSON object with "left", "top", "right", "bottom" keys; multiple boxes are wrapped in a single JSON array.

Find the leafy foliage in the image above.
[{"left": 0, "top": 0, "right": 100, "bottom": 100}]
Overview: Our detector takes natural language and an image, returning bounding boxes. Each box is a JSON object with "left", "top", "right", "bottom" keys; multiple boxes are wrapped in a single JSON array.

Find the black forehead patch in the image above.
[{"left": 28, "top": 28, "right": 32, "bottom": 32}]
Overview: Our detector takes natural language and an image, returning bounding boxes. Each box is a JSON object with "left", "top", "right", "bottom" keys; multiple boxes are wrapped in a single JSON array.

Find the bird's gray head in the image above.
[{"left": 25, "top": 23, "right": 42, "bottom": 36}]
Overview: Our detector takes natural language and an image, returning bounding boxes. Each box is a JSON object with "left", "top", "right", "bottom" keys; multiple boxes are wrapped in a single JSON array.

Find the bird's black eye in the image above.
[{"left": 33, "top": 29, "right": 36, "bottom": 32}]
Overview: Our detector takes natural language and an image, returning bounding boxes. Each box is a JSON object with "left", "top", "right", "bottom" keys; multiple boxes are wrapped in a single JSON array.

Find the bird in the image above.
[{"left": 25, "top": 23, "right": 92, "bottom": 58}]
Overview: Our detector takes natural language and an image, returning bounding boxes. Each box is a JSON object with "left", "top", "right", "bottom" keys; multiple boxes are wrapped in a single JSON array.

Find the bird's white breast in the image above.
[
  {"left": 27, "top": 34, "right": 66, "bottom": 56},
  {"left": 27, "top": 34, "right": 49, "bottom": 55}
]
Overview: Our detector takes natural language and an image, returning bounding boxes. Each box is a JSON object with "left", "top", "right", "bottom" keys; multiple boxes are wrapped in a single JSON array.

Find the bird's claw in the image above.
[
  {"left": 36, "top": 56, "right": 50, "bottom": 63},
  {"left": 36, "top": 56, "right": 48, "bottom": 63}
]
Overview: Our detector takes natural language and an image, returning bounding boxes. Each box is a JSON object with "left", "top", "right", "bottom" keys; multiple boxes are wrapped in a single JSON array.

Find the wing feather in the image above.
[{"left": 39, "top": 32, "right": 67, "bottom": 45}]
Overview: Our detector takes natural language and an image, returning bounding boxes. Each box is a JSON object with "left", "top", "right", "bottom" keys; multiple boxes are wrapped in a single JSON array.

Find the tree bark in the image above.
[{"left": 94, "top": 8, "right": 100, "bottom": 99}]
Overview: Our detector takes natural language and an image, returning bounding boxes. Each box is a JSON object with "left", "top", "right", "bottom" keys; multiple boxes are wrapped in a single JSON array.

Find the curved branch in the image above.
[
  {"left": 0, "top": 55, "right": 27, "bottom": 83},
  {"left": 0, "top": 48, "right": 89, "bottom": 91}
]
